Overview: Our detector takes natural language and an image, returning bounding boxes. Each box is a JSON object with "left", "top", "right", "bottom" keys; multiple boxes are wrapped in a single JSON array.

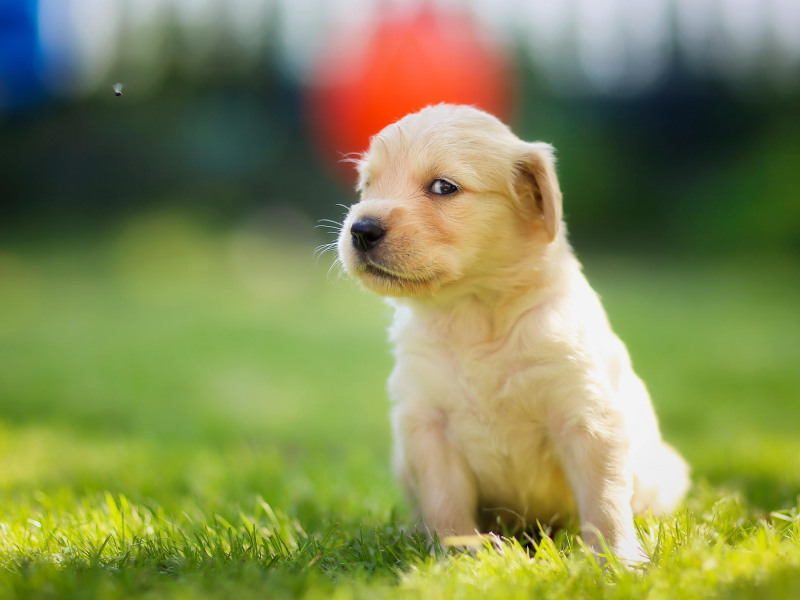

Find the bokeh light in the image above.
[{"left": 306, "top": 6, "right": 511, "bottom": 172}]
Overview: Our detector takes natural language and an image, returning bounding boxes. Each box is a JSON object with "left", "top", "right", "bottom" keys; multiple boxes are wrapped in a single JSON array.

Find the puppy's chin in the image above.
[{"left": 349, "top": 260, "right": 441, "bottom": 298}]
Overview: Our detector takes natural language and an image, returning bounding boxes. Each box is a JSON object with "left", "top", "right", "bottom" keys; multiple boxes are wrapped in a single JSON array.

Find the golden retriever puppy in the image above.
[{"left": 336, "top": 104, "right": 690, "bottom": 563}]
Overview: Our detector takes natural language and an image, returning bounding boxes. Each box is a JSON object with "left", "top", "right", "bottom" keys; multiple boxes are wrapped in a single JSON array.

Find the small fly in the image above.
[{"left": 112, "top": 83, "right": 124, "bottom": 97}]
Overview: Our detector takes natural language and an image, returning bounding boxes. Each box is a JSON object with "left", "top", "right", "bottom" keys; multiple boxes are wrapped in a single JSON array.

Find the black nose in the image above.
[{"left": 350, "top": 219, "right": 385, "bottom": 251}]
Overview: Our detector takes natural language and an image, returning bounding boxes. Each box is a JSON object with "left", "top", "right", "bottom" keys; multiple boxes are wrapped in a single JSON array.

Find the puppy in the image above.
[{"left": 336, "top": 104, "right": 690, "bottom": 563}]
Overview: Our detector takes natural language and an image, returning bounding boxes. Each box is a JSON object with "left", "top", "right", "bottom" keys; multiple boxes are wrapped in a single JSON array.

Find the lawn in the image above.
[{"left": 0, "top": 212, "right": 799, "bottom": 599}]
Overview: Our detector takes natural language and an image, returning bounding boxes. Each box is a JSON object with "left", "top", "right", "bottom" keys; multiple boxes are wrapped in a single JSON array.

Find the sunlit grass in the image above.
[{"left": 0, "top": 212, "right": 798, "bottom": 598}]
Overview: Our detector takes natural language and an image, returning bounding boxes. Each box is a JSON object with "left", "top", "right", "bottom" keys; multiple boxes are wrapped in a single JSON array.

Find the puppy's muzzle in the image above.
[{"left": 350, "top": 218, "right": 385, "bottom": 252}]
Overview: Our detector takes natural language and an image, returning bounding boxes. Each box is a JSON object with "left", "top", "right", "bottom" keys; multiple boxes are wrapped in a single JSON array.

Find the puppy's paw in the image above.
[
  {"left": 611, "top": 537, "right": 649, "bottom": 569},
  {"left": 582, "top": 531, "right": 648, "bottom": 569},
  {"left": 443, "top": 532, "right": 503, "bottom": 558}
]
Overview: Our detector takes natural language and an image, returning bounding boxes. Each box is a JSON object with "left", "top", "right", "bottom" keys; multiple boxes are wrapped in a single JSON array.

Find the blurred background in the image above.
[
  {"left": 0, "top": 0, "right": 799, "bottom": 517},
  {"left": 1, "top": 0, "right": 799, "bottom": 252}
]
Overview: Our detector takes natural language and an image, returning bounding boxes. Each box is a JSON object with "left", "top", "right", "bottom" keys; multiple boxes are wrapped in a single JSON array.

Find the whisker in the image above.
[
  {"left": 338, "top": 152, "right": 365, "bottom": 165},
  {"left": 316, "top": 240, "right": 337, "bottom": 250},
  {"left": 327, "top": 257, "right": 347, "bottom": 284},
  {"left": 317, "top": 218, "right": 343, "bottom": 226},
  {"left": 314, "top": 242, "right": 338, "bottom": 260}
]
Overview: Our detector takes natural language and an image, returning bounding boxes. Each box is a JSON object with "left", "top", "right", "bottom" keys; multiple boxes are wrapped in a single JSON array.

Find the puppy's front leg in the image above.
[
  {"left": 394, "top": 407, "right": 479, "bottom": 537},
  {"left": 551, "top": 410, "right": 645, "bottom": 564}
]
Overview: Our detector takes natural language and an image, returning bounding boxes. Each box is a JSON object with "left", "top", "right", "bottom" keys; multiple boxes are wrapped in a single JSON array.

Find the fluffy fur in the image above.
[{"left": 336, "top": 104, "right": 690, "bottom": 563}]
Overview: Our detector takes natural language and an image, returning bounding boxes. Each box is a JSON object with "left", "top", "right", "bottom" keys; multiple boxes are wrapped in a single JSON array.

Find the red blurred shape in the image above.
[{"left": 307, "top": 7, "right": 512, "bottom": 177}]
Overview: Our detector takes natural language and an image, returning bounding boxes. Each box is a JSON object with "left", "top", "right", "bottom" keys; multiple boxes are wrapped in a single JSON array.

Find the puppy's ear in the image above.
[{"left": 515, "top": 142, "right": 563, "bottom": 242}]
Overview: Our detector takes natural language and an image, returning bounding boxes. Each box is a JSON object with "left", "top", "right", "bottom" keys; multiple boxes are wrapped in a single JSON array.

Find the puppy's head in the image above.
[{"left": 337, "top": 104, "right": 563, "bottom": 299}]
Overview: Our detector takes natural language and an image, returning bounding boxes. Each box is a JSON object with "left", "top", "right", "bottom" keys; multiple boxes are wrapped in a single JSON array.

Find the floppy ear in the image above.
[{"left": 515, "top": 142, "right": 563, "bottom": 242}]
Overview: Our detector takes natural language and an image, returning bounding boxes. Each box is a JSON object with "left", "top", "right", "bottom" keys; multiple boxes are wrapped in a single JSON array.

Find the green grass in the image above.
[{"left": 0, "top": 211, "right": 799, "bottom": 599}]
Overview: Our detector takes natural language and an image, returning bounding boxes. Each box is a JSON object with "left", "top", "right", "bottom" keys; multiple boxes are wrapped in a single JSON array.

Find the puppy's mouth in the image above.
[
  {"left": 357, "top": 259, "right": 436, "bottom": 287},
  {"left": 361, "top": 261, "right": 415, "bottom": 281}
]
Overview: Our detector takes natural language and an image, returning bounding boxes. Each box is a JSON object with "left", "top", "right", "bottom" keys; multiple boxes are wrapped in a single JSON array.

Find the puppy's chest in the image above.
[
  {"left": 397, "top": 328, "right": 556, "bottom": 463},
  {"left": 443, "top": 350, "right": 551, "bottom": 449},
  {"left": 393, "top": 323, "right": 574, "bottom": 513},
  {"left": 438, "top": 346, "right": 567, "bottom": 510}
]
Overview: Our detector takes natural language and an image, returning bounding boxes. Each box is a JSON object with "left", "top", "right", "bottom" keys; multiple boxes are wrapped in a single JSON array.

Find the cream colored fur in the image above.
[{"left": 336, "top": 104, "right": 690, "bottom": 563}]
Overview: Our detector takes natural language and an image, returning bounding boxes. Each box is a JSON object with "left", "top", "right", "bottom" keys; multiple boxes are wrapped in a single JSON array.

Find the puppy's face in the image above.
[{"left": 337, "top": 105, "right": 562, "bottom": 299}]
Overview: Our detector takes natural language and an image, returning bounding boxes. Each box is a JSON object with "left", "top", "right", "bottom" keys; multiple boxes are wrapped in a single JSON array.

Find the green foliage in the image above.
[{"left": 0, "top": 214, "right": 798, "bottom": 598}]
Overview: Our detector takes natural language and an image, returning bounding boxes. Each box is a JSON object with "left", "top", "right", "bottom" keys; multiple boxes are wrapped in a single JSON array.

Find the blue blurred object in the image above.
[{"left": 0, "top": 0, "right": 44, "bottom": 110}]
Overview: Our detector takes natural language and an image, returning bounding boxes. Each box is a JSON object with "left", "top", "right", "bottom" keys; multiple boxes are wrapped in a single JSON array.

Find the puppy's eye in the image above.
[{"left": 429, "top": 179, "right": 459, "bottom": 195}]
